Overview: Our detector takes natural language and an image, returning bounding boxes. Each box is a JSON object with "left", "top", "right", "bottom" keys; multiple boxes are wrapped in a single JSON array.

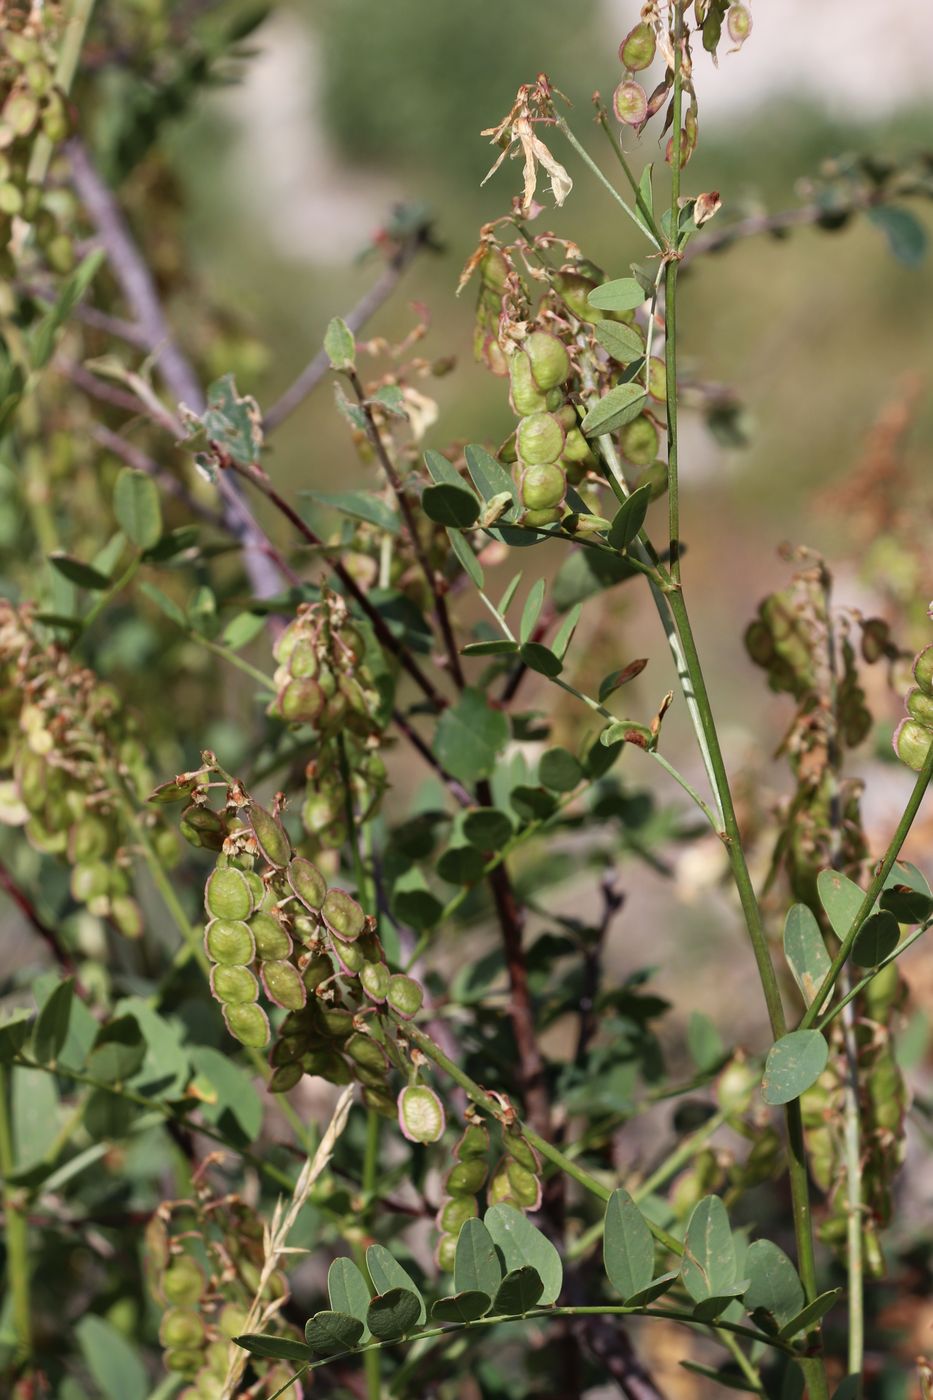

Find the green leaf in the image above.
[
  {"left": 581, "top": 385, "right": 647, "bottom": 438},
  {"left": 686, "top": 1012, "right": 725, "bottom": 1072},
  {"left": 607, "top": 486, "right": 652, "bottom": 550},
  {"left": 484, "top": 1203, "right": 562, "bottom": 1304},
  {"left": 30, "top": 250, "right": 105, "bottom": 369},
  {"left": 113, "top": 468, "right": 162, "bottom": 550},
  {"left": 587, "top": 277, "right": 646, "bottom": 312},
  {"left": 783, "top": 905, "right": 831, "bottom": 1007},
  {"left": 188, "top": 1045, "right": 263, "bottom": 1141},
  {"left": 143, "top": 524, "right": 199, "bottom": 562},
  {"left": 366, "top": 1244, "right": 426, "bottom": 1324},
  {"left": 303, "top": 490, "right": 399, "bottom": 535},
  {"left": 0, "top": 1012, "right": 33, "bottom": 1064},
  {"left": 390, "top": 867, "right": 444, "bottom": 931},
  {"left": 422, "top": 483, "right": 480, "bottom": 528},
  {"left": 448, "top": 528, "right": 484, "bottom": 586},
  {"left": 538, "top": 747, "right": 582, "bottom": 793},
  {"left": 48, "top": 553, "right": 111, "bottom": 590},
  {"left": 328, "top": 1257, "right": 372, "bottom": 1335},
  {"left": 75, "top": 1316, "right": 148, "bottom": 1400},
  {"left": 32, "top": 978, "right": 74, "bottom": 1065},
  {"left": 519, "top": 642, "right": 563, "bottom": 677},
  {"left": 367, "top": 1287, "right": 422, "bottom": 1341},
  {"left": 498, "top": 570, "right": 524, "bottom": 615},
  {"left": 623, "top": 1271, "right": 679, "bottom": 1307},
  {"left": 437, "top": 845, "right": 486, "bottom": 886},
  {"left": 520, "top": 579, "right": 546, "bottom": 643},
  {"left": 373, "top": 384, "right": 407, "bottom": 417},
  {"left": 139, "top": 580, "right": 187, "bottom": 629},
  {"left": 221, "top": 610, "right": 267, "bottom": 650},
  {"left": 324, "top": 316, "right": 356, "bottom": 370},
  {"left": 680, "top": 1361, "right": 761, "bottom": 1393},
  {"left": 604, "top": 1188, "right": 655, "bottom": 1300},
  {"left": 86, "top": 1017, "right": 146, "bottom": 1085},
  {"left": 816, "top": 869, "right": 868, "bottom": 940},
  {"left": 463, "top": 807, "right": 514, "bottom": 849},
  {"left": 493, "top": 1266, "right": 544, "bottom": 1315},
  {"left": 851, "top": 910, "right": 900, "bottom": 968},
  {"left": 744, "top": 1239, "right": 805, "bottom": 1331},
  {"left": 681, "top": 1196, "right": 738, "bottom": 1302},
  {"left": 234, "top": 1333, "right": 312, "bottom": 1361},
  {"left": 200, "top": 373, "right": 263, "bottom": 466},
  {"left": 303, "top": 1310, "right": 364, "bottom": 1355},
  {"left": 434, "top": 689, "right": 509, "bottom": 786},
  {"left": 430, "top": 1290, "right": 492, "bottom": 1323},
  {"left": 11, "top": 1066, "right": 59, "bottom": 1169},
  {"left": 424, "top": 449, "right": 464, "bottom": 487},
  {"left": 598, "top": 657, "right": 648, "bottom": 702},
  {"left": 595, "top": 321, "right": 646, "bottom": 364},
  {"left": 776, "top": 1288, "right": 841, "bottom": 1340},
  {"left": 552, "top": 602, "right": 582, "bottom": 659},
  {"left": 455, "top": 1218, "right": 503, "bottom": 1298},
  {"left": 761, "top": 1030, "right": 829, "bottom": 1106},
  {"left": 691, "top": 1290, "right": 748, "bottom": 1321},
  {"left": 868, "top": 206, "right": 927, "bottom": 267},
  {"left": 464, "top": 443, "right": 518, "bottom": 510},
  {"left": 462, "top": 639, "right": 518, "bottom": 657}
]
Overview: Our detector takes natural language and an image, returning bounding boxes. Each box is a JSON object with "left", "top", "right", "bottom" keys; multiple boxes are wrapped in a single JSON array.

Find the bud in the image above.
[
  {"left": 524, "top": 331, "right": 571, "bottom": 391},
  {"left": 613, "top": 80, "right": 648, "bottom": 127},
  {"left": 205, "top": 866, "right": 254, "bottom": 922},
  {"left": 619, "top": 21, "right": 656, "bottom": 71},
  {"left": 205, "top": 918, "right": 255, "bottom": 966},
  {"left": 398, "top": 1084, "right": 446, "bottom": 1143},
  {"left": 893, "top": 719, "right": 933, "bottom": 772}
]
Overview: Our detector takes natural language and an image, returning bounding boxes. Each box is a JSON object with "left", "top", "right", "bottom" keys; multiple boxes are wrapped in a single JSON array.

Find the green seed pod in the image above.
[
  {"left": 554, "top": 272, "right": 601, "bottom": 322},
  {"left": 619, "top": 415, "right": 660, "bottom": 466},
  {"left": 249, "top": 911, "right": 292, "bottom": 960},
  {"left": 503, "top": 1130, "right": 540, "bottom": 1174},
  {"left": 635, "top": 460, "right": 669, "bottom": 500},
  {"left": 270, "top": 1034, "right": 307, "bottom": 1066},
  {"left": 360, "top": 960, "right": 390, "bottom": 1002},
  {"left": 248, "top": 802, "right": 291, "bottom": 868},
  {"left": 398, "top": 1084, "right": 446, "bottom": 1143},
  {"left": 456, "top": 1120, "right": 489, "bottom": 1158},
  {"left": 211, "top": 964, "right": 260, "bottom": 1005},
  {"left": 162, "top": 1257, "right": 205, "bottom": 1306},
  {"left": 716, "top": 1054, "right": 759, "bottom": 1117},
  {"left": 159, "top": 1308, "right": 206, "bottom": 1351},
  {"left": 70, "top": 860, "right": 110, "bottom": 904},
  {"left": 318, "top": 1006, "right": 354, "bottom": 1039},
  {"left": 613, "top": 80, "right": 648, "bottom": 126},
  {"left": 205, "top": 919, "right": 255, "bottom": 966},
  {"left": 509, "top": 350, "right": 548, "bottom": 416},
  {"left": 893, "top": 719, "right": 933, "bottom": 772},
  {"left": 345, "top": 1032, "right": 388, "bottom": 1073},
  {"left": 261, "top": 960, "right": 307, "bottom": 1011},
  {"left": 179, "top": 805, "right": 226, "bottom": 851},
  {"left": 486, "top": 1161, "right": 516, "bottom": 1208},
  {"left": 386, "top": 973, "right": 423, "bottom": 1019},
  {"left": 524, "top": 331, "right": 571, "bottom": 391},
  {"left": 521, "top": 462, "right": 566, "bottom": 512},
  {"left": 435, "top": 1232, "right": 458, "bottom": 1273},
  {"left": 288, "top": 855, "right": 328, "bottom": 910},
  {"left": 286, "top": 636, "right": 319, "bottom": 679},
  {"left": 362, "top": 1085, "right": 398, "bottom": 1118},
  {"left": 619, "top": 21, "right": 656, "bottom": 71},
  {"left": 218, "top": 1304, "right": 249, "bottom": 1339},
  {"left": 517, "top": 412, "right": 564, "bottom": 466},
  {"left": 304, "top": 1048, "right": 352, "bottom": 1082},
  {"left": 330, "top": 935, "right": 366, "bottom": 974},
  {"left": 163, "top": 1349, "right": 203, "bottom": 1379},
  {"left": 302, "top": 954, "right": 333, "bottom": 991},
  {"left": 505, "top": 1157, "right": 542, "bottom": 1211},
  {"left": 560, "top": 427, "right": 592, "bottom": 465},
  {"left": 276, "top": 677, "right": 326, "bottom": 725},
  {"left": 269, "top": 1063, "right": 303, "bottom": 1093},
  {"left": 436, "top": 1195, "right": 477, "bottom": 1235},
  {"left": 322, "top": 888, "right": 365, "bottom": 941},
  {"left": 647, "top": 356, "right": 667, "bottom": 402},
  {"left": 223, "top": 1003, "right": 270, "bottom": 1048},
  {"left": 523, "top": 506, "right": 562, "bottom": 527},
  {"left": 111, "top": 895, "right": 144, "bottom": 940},
  {"left": 913, "top": 646, "right": 933, "bottom": 696},
  {"left": 205, "top": 867, "right": 253, "bottom": 922},
  {"left": 444, "top": 1156, "right": 489, "bottom": 1195}
]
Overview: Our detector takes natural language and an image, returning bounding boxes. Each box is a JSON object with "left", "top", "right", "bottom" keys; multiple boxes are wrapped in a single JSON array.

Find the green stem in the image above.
[
  {"left": 0, "top": 1065, "right": 31, "bottom": 1363},
  {"left": 816, "top": 919, "right": 931, "bottom": 1031},
  {"left": 360, "top": 1109, "right": 382, "bottom": 1400},
  {"left": 594, "top": 108, "right": 664, "bottom": 246},
  {"left": 799, "top": 746, "right": 933, "bottom": 1029},
  {"left": 839, "top": 972, "right": 864, "bottom": 1387},
  {"left": 665, "top": 2, "right": 684, "bottom": 583},
  {"left": 553, "top": 114, "right": 661, "bottom": 250},
  {"left": 75, "top": 553, "right": 141, "bottom": 645},
  {"left": 189, "top": 632, "right": 278, "bottom": 693}
]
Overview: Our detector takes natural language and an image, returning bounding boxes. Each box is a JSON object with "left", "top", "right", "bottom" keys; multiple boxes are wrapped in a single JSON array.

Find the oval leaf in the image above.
[
  {"left": 365, "top": 1244, "right": 426, "bottom": 1324},
  {"left": 744, "top": 1239, "right": 805, "bottom": 1331},
  {"left": 455, "top": 1217, "right": 503, "bottom": 1298},
  {"left": 367, "top": 1287, "right": 422, "bottom": 1342},
  {"left": 430, "top": 1290, "right": 492, "bottom": 1324},
  {"left": 777, "top": 1287, "right": 842, "bottom": 1341},
  {"left": 33, "top": 979, "right": 75, "bottom": 1066},
  {"left": 607, "top": 486, "right": 652, "bottom": 551},
  {"left": 327, "top": 1257, "right": 371, "bottom": 1335},
  {"left": 581, "top": 384, "right": 647, "bottom": 438},
  {"left": 303, "top": 1310, "right": 364, "bottom": 1355},
  {"left": 233, "top": 1333, "right": 311, "bottom": 1362},
  {"left": 484, "top": 1203, "right": 562, "bottom": 1305},
  {"left": 851, "top": 910, "right": 899, "bottom": 968},
  {"left": 761, "top": 1030, "right": 829, "bottom": 1107},
  {"left": 587, "top": 278, "right": 646, "bottom": 312},
  {"left": 422, "top": 483, "right": 480, "bottom": 528},
  {"left": 113, "top": 468, "right": 162, "bottom": 550},
  {"left": 604, "top": 1188, "right": 655, "bottom": 1301},
  {"left": 493, "top": 1266, "right": 544, "bottom": 1316},
  {"left": 681, "top": 1196, "right": 738, "bottom": 1302},
  {"left": 783, "top": 905, "right": 831, "bottom": 1008}
]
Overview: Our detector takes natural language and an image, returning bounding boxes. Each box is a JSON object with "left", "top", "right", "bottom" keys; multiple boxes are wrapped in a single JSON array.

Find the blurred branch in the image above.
[{"left": 263, "top": 226, "right": 431, "bottom": 432}]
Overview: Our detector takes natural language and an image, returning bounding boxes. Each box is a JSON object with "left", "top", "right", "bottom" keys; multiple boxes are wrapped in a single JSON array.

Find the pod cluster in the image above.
[
  {"left": 0, "top": 601, "right": 166, "bottom": 938},
  {"left": 1, "top": 21, "right": 74, "bottom": 268},
  {"left": 506, "top": 331, "right": 595, "bottom": 525},
  {"left": 434, "top": 1115, "right": 544, "bottom": 1270},
  {"left": 893, "top": 645, "right": 933, "bottom": 772},
  {"left": 147, "top": 1178, "right": 300, "bottom": 1393},
  {"left": 267, "top": 596, "right": 386, "bottom": 853}
]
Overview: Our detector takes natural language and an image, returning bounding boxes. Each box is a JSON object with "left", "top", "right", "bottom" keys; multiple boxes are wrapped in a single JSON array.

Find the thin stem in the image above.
[
  {"left": 799, "top": 745, "right": 933, "bottom": 1029},
  {"left": 360, "top": 1108, "right": 382, "bottom": 1400},
  {"left": 594, "top": 107, "right": 664, "bottom": 246},
  {"left": 665, "top": 2, "right": 684, "bottom": 583},
  {"left": 75, "top": 552, "right": 141, "bottom": 643},
  {"left": 188, "top": 632, "right": 278, "bottom": 693},
  {"left": 839, "top": 971, "right": 864, "bottom": 1386},
  {"left": 553, "top": 114, "right": 661, "bottom": 251},
  {"left": 0, "top": 1065, "right": 32, "bottom": 1363},
  {"left": 816, "top": 919, "right": 931, "bottom": 1031}
]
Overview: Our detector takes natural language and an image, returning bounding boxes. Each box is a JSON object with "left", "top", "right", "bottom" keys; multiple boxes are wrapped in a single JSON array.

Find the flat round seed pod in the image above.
[
  {"left": 613, "top": 79, "right": 647, "bottom": 126},
  {"left": 360, "top": 960, "right": 390, "bottom": 1002},
  {"left": 159, "top": 1308, "right": 205, "bottom": 1351},
  {"left": 223, "top": 1002, "right": 270, "bottom": 1048},
  {"left": 204, "top": 918, "right": 255, "bottom": 966},
  {"left": 521, "top": 462, "right": 566, "bottom": 512},
  {"left": 398, "top": 1084, "right": 446, "bottom": 1143},
  {"left": 524, "top": 331, "right": 571, "bottom": 391},
  {"left": 619, "top": 414, "right": 660, "bottom": 466},
  {"left": 345, "top": 1032, "right": 388, "bottom": 1073},
  {"left": 269, "top": 1062, "right": 303, "bottom": 1093},
  {"left": 288, "top": 856, "right": 328, "bottom": 911},
  {"left": 205, "top": 867, "right": 253, "bottom": 922},
  {"left": 322, "top": 888, "right": 365, "bottom": 942},
  {"left": 270, "top": 1034, "right": 307, "bottom": 1066},
  {"left": 436, "top": 1195, "right": 478, "bottom": 1234},
  {"left": 287, "top": 636, "right": 319, "bottom": 679},
  {"left": 161, "top": 1257, "right": 205, "bottom": 1306},
  {"left": 249, "top": 911, "right": 292, "bottom": 961},
  {"left": 242, "top": 869, "right": 265, "bottom": 905},
  {"left": 247, "top": 801, "right": 291, "bottom": 868},
  {"left": 330, "top": 935, "right": 366, "bottom": 975},
  {"left": 362, "top": 1085, "right": 398, "bottom": 1118},
  {"left": 276, "top": 677, "right": 326, "bottom": 725},
  {"left": 386, "top": 973, "right": 423, "bottom": 1019},
  {"left": 261, "top": 959, "right": 307, "bottom": 1011},
  {"left": 210, "top": 964, "right": 260, "bottom": 1005},
  {"left": 318, "top": 1005, "right": 354, "bottom": 1039},
  {"left": 302, "top": 954, "right": 334, "bottom": 991},
  {"left": 303, "top": 1048, "right": 352, "bottom": 1082},
  {"left": 517, "top": 411, "right": 564, "bottom": 466}
]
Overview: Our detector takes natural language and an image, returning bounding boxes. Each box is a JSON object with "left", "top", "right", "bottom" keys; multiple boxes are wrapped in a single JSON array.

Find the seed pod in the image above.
[
  {"left": 456, "top": 1119, "right": 489, "bottom": 1158},
  {"left": 270, "top": 1034, "right": 307, "bottom": 1066},
  {"left": 205, "top": 867, "right": 254, "bottom": 922},
  {"left": 914, "top": 646, "right": 933, "bottom": 696},
  {"left": 553, "top": 272, "right": 602, "bottom": 322},
  {"left": 275, "top": 677, "right": 326, "bottom": 725},
  {"left": 398, "top": 1084, "right": 446, "bottom": 1143},
  {"left": 322, "top": 888, "right": 365, "bottom": 941},
  {"left": 346, "top": 1032, "right": 388, "bottom": 1073},
  {"left": 261, "top": 960, "right": 307, "bottom": 1011},
  {"left": 523, "top": 506, "right": 562, "bottom": 527},
  {"left": 330, "top": 934, "right": 366, "bottom": 975},
  {"left": 503, "top": 1130, "right": 541, "bottom": 1174},
  {"left": 269, "top": 1063, "right": 303, "bottom": 1093},
  {"left": 619, "top": 21, "right": 656, "bottom": 71},
  {"left": 520, "top": 462, "right": 566, "bottom": 512},
  {"left": 893, "top": 719, "right": 933, "bottom": 772},
  {"left": 211, "top": 965, "right": 260, "bottom": 1005},
  {"left": 560, "top": 427, "right": 592, "bottom": 464},
  {"left": 111, "top": 895, "right": 144, "bottom": 939},
  {"left": 218, "top": 1304, "right": 249, "bottom": 1338},
  {"left": 163, "top": 1349, "right": 203, "bottom": 1378},
  {"left": 205, "top": 918, "right": 255, "bottom": 966},
  {"left": 727, "top": 3, "right": 753, "bottom": 46},
  {"left": 444, "top": 1156, "right": 489, "bottom": 1195},
  {"left": 504, "top": 1157, "right": 543, "bottom": 1211},
  {"left": 386, "top": 973, "right": 423, "bottom": 1019},
  {"left": 159, "top": 1308, "right": 206, "bottom": 1351},
  {"left": 360, "top": 960, "right": 390, "bottom": 1001},
  {"left": 248, "top": 802, "right": 291, "bottom": 868},
  {"left": 436, "top": 1194, "right": 478, "bottom": 1234},
  {"left": 302, "top": 954, "right": 333, "bottom": 991},
  {"left": 223, "top": 1003, "right": 270, "bottom": 1048},
  {"left": 517, "top": 412, "right": 564, "bottom": 466},
  {"left": 613, "top": 80, "right": 648, "bottom": 126},
  {"left": 287, "top": 855, "right": 328, "bottom": 911},
  {"left": 362, "top": 1085, "right": 398, "bottom": 1117},
  {"left": 646, "top": 356, "right": 667, "bottom": 401},
  {"left": 509, "top": 351, "right": 548, "bottom": 416},
  {"left": 524, "top": 331, "right": 571, "bottom": 391},
  {"left": 318, "top": 1006, "right": 354, "bottom": 1039},
  {"left": 303, "top": 1048, "right": 352, "bottom": 1082},
  {"left": 162, "top": 1257, "right": 205, "bottom": 1306},
  {"left": 249, "top": 911, "right": 292, "bottom": 960},
  {"left": 619, "top": 415, "right": 660, "bottom": 465},
  {"left": 179, "top": 805, "right": 226, "bottom": 851}
]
